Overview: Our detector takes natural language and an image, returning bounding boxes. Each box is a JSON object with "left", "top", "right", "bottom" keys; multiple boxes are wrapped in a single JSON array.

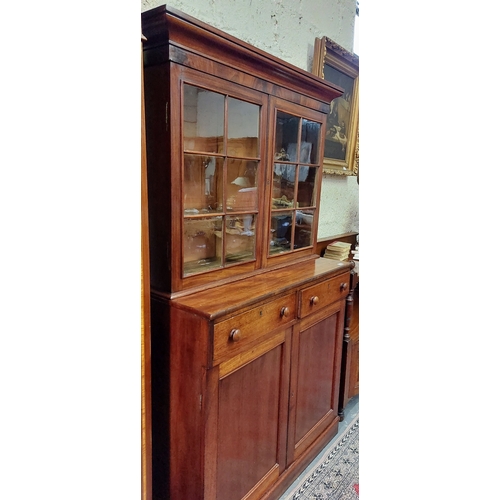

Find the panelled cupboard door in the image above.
[
  {"left": 206, "top": 329, "right": 292, "bottom": 500},
  {"left": 287, "top": 302, "right": 345, "bottom": 463}
]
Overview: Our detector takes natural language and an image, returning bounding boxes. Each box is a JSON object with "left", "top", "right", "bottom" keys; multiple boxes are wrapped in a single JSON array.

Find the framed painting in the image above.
[{"left": 312, "top": 37, "right": 359, "bottom": 176}]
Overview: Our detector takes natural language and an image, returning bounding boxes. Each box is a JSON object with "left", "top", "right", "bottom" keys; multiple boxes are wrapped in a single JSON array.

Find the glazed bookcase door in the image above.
[
  {"left": 170, "top": 65, "right": 268, "bottom": 291},
  {"left": 264, "top": 97, "right": 326, "bottom": 268}
]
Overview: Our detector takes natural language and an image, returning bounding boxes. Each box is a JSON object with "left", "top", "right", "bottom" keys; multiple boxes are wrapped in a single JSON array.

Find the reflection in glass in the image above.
[
  {"left": 226, "top": 159, "right": 259, "bottom": 211},
  {"left": 301, "top": 119, "right": 321, "bottom": 164},
  {"left": 183, "top": 84, "right": 224, "bottom": 153},
  {"left": 274, "top": 112, "right": 299, "bottom": 161},
  {"left": 222, "top": 215, "right": 256, "bottom": 264},
  {"left": 272, "top": 164, "right": 295, "bottom": 209},
  {"left": 183, "top": 217, "right": 222, "bottom": 275},
  {"left": 227, "top": 98, "right": 260, "bottom": 158},
  {"left": 269, "top": 211, "right": 293, "bottom": 254},
  {"left": 295, "top": 210, "right": 314, "bottom": 249},
  {"left": 297, "top": 166, "right": 317, "bottom": 208},
  {"left": 184, "top": 155, "right": 223, "bottom": 213}
]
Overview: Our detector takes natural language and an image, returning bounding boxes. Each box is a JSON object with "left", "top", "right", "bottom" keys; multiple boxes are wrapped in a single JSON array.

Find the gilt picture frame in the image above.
[{"left": 312, "top": 37, "right": 359, "bottom": 176}]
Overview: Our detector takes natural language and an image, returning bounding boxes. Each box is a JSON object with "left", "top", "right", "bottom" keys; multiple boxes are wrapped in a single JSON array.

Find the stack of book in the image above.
[{"left": 324, "top": 241, "right": 352, "bottom": 261}]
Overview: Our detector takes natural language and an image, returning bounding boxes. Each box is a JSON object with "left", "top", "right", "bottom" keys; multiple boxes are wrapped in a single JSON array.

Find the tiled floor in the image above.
[{"left": 278, "top": 395, "right": 360, "bottom": 499}]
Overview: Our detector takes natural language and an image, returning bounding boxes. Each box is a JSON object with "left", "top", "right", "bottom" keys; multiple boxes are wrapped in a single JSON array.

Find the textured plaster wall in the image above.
[
  {"left": 141, "top": 0, "right": 359, "bottom": 238},
  {"left": 319, "top": 175, "right": 359, "bottom": 237}
]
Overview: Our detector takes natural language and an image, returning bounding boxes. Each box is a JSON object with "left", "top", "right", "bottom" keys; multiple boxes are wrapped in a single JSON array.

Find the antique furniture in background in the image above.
[
  {"left": 338, "top": 262, "right": 359, "bottom": 420},
  {"left": 316, "top": 236, "right": 359, "bottom": 421},
  {"left": 142, "top": 6, "right": 350, "bottom": 499}
]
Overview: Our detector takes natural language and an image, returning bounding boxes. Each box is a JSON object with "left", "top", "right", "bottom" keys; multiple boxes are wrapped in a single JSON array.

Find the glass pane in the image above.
[
  {"left": 227, "top": 98, "right": 260, "bottom": 158},
  {"left": 225, "top": 215, "right": 256, "bottom": 264},
  {"left": 183, "top": 217, "right": 222, "bottom": 275},
  {"left": 184, "top": 155, "right": 224, "bottom": 214},
  {"left": 269, "top": 211, "right": 293, "bottom": 254},
  {"left": 183, "top": 84, "right": 224, "bottom": 153},
  {"left": 295, "top": 210, "right": 314, "bottom": 249},
  {"left": 274, "top": 112, "right": 299, "bottom": 161},
  {"left": 297, "top": 166, "right": 317, "bottom": 208},
  {"left": 227, "top": 159, "right": 258, "bottom": 212},
  {"left": 301, "top": 120, "right": 321, "bottom": 164},
  {"left": 272, "top": 164, "right": 295, "bottom": 209}
]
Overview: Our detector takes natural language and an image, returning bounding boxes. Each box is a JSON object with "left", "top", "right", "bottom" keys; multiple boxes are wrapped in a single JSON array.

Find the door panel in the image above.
[
  {"left": 294, "top": 313, "right": 338, "bottom": 443},
  {"left": 216, "top": 342, "right": 286, "bottom": 500}
]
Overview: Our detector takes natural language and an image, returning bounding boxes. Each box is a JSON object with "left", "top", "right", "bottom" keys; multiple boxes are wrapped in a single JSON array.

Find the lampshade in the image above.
[{"left": 231, "top": 176, "right": 251, "bottom": 188}]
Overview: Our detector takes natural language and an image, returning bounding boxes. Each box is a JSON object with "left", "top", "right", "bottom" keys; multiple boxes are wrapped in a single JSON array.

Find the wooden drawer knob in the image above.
[
  {"left": 280, "top": 306, "right": 290, "bottom": 318},
  {"left": 310, "top": 296, "right": 319, "bottom": 306},
  {"left": 340, "top": 282, "right": 347, "bottom": 291},
  {"left": 229, "top": 328, "right": 241, "bottom": 342}
]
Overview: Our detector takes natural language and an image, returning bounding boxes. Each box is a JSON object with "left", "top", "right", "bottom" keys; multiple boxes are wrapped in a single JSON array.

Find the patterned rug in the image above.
[{"left": 282, "top": 418, "right": 359, "bottom": 500}]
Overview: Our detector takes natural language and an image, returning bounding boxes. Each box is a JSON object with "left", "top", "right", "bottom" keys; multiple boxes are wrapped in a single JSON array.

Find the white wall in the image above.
[{"left": 142, "top": 0, "right": 359, "bottom": 238}]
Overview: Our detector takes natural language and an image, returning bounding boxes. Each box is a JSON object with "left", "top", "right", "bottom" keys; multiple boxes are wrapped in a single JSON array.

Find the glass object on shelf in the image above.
[
  {"left": 300, "top": 119, "right": 321, "bottom": 164},
  {"left": 183, "top": 217, "right": 223, "bottom": 275},
  {"left": 272, "top": 164, "right": 295, "bottom": 209},
  {"left": 221, "top": 215, "right": 256, "bottom": 264},
  {"left": 227, "top": 98, "right": 260, "bottom": 158},
  {"left": 183, "top": 84, "right": 224, "bottom": 153},
  {"left": 274, "top": 112, "right": 300, "bottom": 161},
  {"left": 269, "top": 211, "right": 293, "bottom": 254},
  {"left": 184, "top": 155, "right": 224, "bottom": 214},
  {"left": 295, "top": 209, "right": 314, "bottom": 249},
  {"left": 297, "top": 166, "right": 318, "bottom": 208},
  {"left": 227, "top": 159, "right": 259, "bottom": 212}
]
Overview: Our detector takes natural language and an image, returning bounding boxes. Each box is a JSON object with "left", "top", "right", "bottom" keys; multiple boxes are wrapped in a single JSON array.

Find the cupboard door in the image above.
[
  {"left": 214, "top": 331, "right": 291, "bottom": 500},
  {"left": 288, "top": 304, "right": 344, "bottom": 463}
]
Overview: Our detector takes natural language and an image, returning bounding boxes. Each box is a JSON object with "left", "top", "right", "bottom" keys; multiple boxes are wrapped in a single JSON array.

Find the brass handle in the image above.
[
  {"left": 310, "top": 296, "right": 319, "bottom": 306},
  {"left": 280, "top": 306, "right": 290, "bottom": 318},
  {"left": 229, "top": 328, "right": 241, "bottom": 342},
  {"left": 340, "top": 282, "right": 347, "bottom": 291}
]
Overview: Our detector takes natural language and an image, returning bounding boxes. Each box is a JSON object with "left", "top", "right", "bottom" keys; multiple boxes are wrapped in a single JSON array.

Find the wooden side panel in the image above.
[
  {"left": 153, "top": 299, "right": 211, "bottom": 498},
  {"left": 216, "top": 340, "right": 288, "bottom": 500},
  {"left": 150, "top": 298, "right": 171, "bottom": 500},
  {"left": 141, "top": 34, "right": 152, "bottom": 500},
  {"left": 143, "top": 62, "right": 172, "bottom": 294}
]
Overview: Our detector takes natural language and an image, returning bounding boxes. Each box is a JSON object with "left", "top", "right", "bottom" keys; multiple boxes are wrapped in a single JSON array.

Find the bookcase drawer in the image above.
[
  {"left": 298, "top": 272, "right": 350, "bottom": 318},
  {"left": 213, "top": 292, "right": 296, "bottom": 364}
]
